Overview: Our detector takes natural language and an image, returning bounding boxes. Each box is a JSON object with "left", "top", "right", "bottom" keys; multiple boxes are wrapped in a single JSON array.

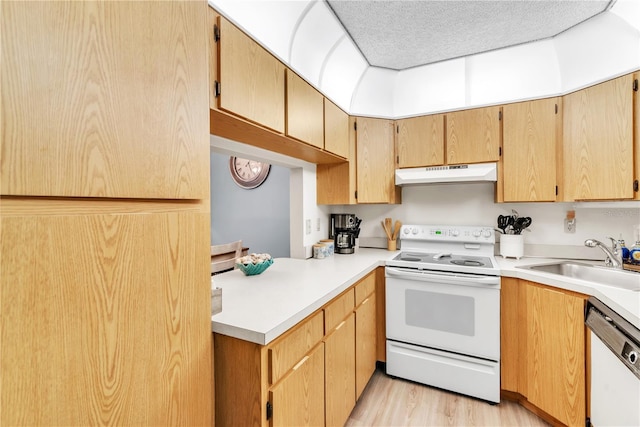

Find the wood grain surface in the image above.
[
  {"left": 397, "top": 114, "right": 445, "bottom": 168},
  {"left": 1, "top": 1, "right": 209, "bottom": 199},
  {"left": 563, "top": 74, "right": 634, "bottom": 200},
  {"left": 286, "top": 70, "right": 325, "bottom": 149},
  {"left": 325, "top": 314, "right": 356, "bottom": 427},
  {"left": 324, "top": 289, "right": 355, "bottom": 332},
  {"left": 446, "top": 106, "right": 502, "bottom": 164},
  {"left": 324, "top": 99, "right": 350, "bottom": 158},
  {"left": 635, "top": 71, "right": 640, "bottom": 201},
  {"left": 355, "top": 294, "right": 377, "bottom": 400},
  {"left": 1, "top": 212, "right": 212, "bottom": 426},
  {"left": 503, "top": 98, "right": 558, "bottom": 202},
  {"left": 218, "top": 16, "right": 285, "bottom": 133},
  {"left": 317, "top": 117, "right": 357, "bottom": 204},
  {"left": 356, "top": 118, "right": 398, "bottom": 203}
]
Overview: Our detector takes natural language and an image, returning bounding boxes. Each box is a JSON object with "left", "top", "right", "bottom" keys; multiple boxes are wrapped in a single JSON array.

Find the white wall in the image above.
[{"left": 341, "top": 184, "right": 640, "bottom": 259}]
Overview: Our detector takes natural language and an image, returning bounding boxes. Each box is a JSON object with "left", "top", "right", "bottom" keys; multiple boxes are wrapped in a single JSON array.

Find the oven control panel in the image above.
[{"left": 400, "top": 225, "right": 495, "bottom": 243}]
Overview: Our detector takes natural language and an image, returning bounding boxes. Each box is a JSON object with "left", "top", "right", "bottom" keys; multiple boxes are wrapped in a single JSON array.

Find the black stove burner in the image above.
[
  {"left": 450, "top": 259, "right": 485, "bottom": 267},
  {"left": 400, "top": 257, "right": 422, "bottom": 262}
]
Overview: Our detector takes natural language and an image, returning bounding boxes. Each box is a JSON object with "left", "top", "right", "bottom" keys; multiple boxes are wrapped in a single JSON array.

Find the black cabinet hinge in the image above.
[
  {"left": 266, "top": 401, "right": 273, "bottom": 420},
  {"left": 396, "top": 125, "right": 399, "bottom": 133},
  {"left": 498, "top": 111, "right": 502, "bottom": 120},
  {"left": 354, "top": 122, "right": 357, "bottom": 131},
  {"left": 555, "top": 104, "right": 558, "bottom": 114},
  {"left": 396, "top": 155, "right": 399, "bottom": 164},
  {"left": 213, "top": 24, "right": 220, "bottom": 42},
  {"left": 214, "top": 81, "right": 221, "bottom": 98},
  {"left": 633, "top": 79, "right": 638, "bottom": 92},
  {"left": 498, "top": 147, "right": 502, "bottom": 156},
  {"left": 586, "top": 416, "right": 591, "bottom": 427},
  {"left": 555, "top": 185, "right": 559, "bottom": 196},
  {"left": 634, "top": 180, "right": 639, "bottom": 192},
  {"left": 354, "top": 190, "right": 358, "bottom": 200}
]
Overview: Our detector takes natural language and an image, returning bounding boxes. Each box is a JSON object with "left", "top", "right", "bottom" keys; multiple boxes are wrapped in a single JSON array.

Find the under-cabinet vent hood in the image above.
[{"left": 395, "top": 163, "right": 497, "bottom": 186}]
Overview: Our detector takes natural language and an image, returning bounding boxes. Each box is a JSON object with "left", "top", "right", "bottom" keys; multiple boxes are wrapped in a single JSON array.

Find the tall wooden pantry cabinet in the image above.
[{"left": 1, "top": 1, "right": 213, "bottom": 425}]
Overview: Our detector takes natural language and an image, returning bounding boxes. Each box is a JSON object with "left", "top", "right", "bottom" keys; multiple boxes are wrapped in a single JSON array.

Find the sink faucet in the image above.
[{"left": 584, "top": 237, "right": 624, "bottom": 269}]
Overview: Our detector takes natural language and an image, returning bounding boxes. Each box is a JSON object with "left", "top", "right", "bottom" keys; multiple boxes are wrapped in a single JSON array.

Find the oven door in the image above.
[{"left": 385, "top": 266, "right": 500, "bottom": 361}]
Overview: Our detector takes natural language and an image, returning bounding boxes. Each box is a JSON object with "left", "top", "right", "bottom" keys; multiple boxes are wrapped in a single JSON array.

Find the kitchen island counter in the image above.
[
  {"left": 211, "top": 248, "right": 397, "bottom": 345},
  {"left": 212, "top": 250, "right": 640, "bottom": 344}
]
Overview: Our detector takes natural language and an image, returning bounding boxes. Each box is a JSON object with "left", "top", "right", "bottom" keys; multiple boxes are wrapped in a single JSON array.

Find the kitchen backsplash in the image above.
[{"left": 336, "top": 183, "right": 640, "bottom": 260}]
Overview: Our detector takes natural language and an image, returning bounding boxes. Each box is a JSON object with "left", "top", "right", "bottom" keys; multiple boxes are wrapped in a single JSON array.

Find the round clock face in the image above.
[{"left": 229, "top": 157, "right": 271, "bottom": 189}]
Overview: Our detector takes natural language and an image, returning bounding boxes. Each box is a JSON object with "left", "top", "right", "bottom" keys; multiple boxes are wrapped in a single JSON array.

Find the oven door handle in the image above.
[{"left": 385, "top": 267, "right": 500, "bottom": 287}]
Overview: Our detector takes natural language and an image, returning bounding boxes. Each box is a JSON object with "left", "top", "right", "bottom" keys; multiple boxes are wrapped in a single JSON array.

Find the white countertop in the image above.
[{"left": 211, "top": 249, "right": 640, "bottom": 345}]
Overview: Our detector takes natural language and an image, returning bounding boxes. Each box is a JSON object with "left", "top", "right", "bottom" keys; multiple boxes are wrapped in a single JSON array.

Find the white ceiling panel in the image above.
[
  {"left": 466, "top": 39, "right": 561, "bottom": 107},
  {"left": 318, "top": 36, "right": 369, "bottom": 112},
  {"left": 209, "top": 0, "right": 312, "bottom": 63},
  {"left": 290, "top": 1, "right": 345, "bottom": 85},
  {"left": 393, "top": 59, "right": 466, "bottom": 117},
  {"left": 554, "top": 12, "right": 640, "bottom": 93},
  {"left": 350, "top": 67, "right": 398, "bottom": 117}
]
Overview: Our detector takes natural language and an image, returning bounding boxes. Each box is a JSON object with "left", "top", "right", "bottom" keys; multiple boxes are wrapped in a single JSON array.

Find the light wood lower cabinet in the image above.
[
  {"left": 501, "top": 278, "right": 588, "bottom": 427},
  {"left": 214, "top": 271, "right": 379, "bottom": 427},
  {"left": 270, "top": 343, "right": 325, "bottom": 427}
]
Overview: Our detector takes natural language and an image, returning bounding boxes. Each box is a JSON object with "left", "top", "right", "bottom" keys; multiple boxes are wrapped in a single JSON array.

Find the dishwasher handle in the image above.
[{"left": 385, "top": 266, "right": 500, "bottom": 288}]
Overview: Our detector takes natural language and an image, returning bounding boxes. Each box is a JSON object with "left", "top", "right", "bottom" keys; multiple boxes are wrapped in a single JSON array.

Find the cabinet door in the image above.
[
  {"left": 355, "top": 293, "right": 376, "bottom": 400},
  {"left": 634, "top": 72, "right": 640, "bottom": 201},
  {"left": 317, "top": 117, "right": 357, "bottom": 205},
  {"left": 502, "top": 98, "right": 558, "bottom": 202},
  {"left": 324, "top": 99, "right": 349, "bottom": 158},
  {"left": 526, "top": 283, "right": 586, "bottom": 427},
  {"left": 286, "top": 70, "right": 324, "bottom": 148},
  {"left": 356, "top": 118, "right": 400, "bottom": 204},
  {"left": 325, "top": 314, "right": 356, "bottom": 427},
  {"left": 563, "top": 74, "right": 634, "bottom": 200},
  {"left": 1, "top": 1, "right": 209, "bottom": 199},
  {"left": 446, "top": 106, "right": 502, "bottom": 164},
  {"left": 500, "top": 278, "right": 527, "bottom": 395},
  {"left": 270, "top": 344, "right": 325, "bottom": 427},
  {"left": 218, "top": 16, "right": 285, "bottom": 133},
  {"left": 396, "top": 114, "right": 445, "bottom": 168}
]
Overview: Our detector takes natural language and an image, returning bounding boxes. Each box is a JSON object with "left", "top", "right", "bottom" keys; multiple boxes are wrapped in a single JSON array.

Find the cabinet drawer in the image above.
[
  {"left": 325, "top": 289, "right": 355, "bottom": 332},
  {"left": 355, "top": 272, "right": 375, "bottom": 307},
  {"left": 268, "top": 311, "right": 323, "bottom": 385}
]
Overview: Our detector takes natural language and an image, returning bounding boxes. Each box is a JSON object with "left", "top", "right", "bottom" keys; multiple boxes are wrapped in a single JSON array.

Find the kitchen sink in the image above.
[{"left": 519, "top": 261, "right": 640, "bottom": 291}]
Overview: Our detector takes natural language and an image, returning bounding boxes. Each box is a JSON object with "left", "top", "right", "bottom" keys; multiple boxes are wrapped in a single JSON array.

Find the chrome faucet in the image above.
[{"left": 584, "top": 237, "right": 624, "bottom": 269}]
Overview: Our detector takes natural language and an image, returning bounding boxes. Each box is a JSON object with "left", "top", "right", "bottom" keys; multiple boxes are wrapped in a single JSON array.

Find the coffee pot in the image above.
[{"left": 330, "top": 214, "right": 361, "bottom": 254}]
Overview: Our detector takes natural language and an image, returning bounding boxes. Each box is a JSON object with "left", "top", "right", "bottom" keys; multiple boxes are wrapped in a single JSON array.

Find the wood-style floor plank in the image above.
[{"left": 347, "top": 370, "right": 549, "bottom": 427}]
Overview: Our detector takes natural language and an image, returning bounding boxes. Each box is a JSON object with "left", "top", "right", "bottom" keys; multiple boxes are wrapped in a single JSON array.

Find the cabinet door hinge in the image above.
[
  {"left": 354, "top": 190, "right": 358, "bottom": 200},
  {"left": 634, "top": 180, "right": 639, "bottom": 192},
  {"left": 586, "top": 416, "right": 591, "bottom": 427},
  {"left": 555, "top": 104, "right": 558, "bottom": 114},
  {"left": 498, "top": 110, "right": 502, "bottom": 121},
  {"left": 498, "top": 147, "right": 502, "bottom": 156},
  {"left": 213, "top": 24, "right": 220, "bottom": 42},
  {"left": 633, "top": 79, "right": 638, "bottom": 92},
  {"left": 354, "top": 122, "right": 357, "bottom": 131},
  {"left": 555, "top": 185, "right": 559, "bottom": 196},
  {"left": 396, "top": 125, "right": 399, "bottom": 133},
  {"left": 396, "top": 155, "right": 399, "bottom": 164},
  {"left": 266, "top": 401, "right": 273, "bottom": 420},
  {"left": 214, "top": 81, "right": 221, "bottom": 98}
]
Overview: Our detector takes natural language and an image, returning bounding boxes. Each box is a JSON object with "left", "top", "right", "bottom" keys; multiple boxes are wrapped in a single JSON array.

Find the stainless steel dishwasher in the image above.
[{"left": 585, "top": 297, "right": 640, "bottom": 426}]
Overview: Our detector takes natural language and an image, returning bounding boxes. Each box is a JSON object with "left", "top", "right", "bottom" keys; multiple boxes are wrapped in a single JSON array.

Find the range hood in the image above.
[{"left": 395, "top": 162, "right": 497, "bottom": 186}]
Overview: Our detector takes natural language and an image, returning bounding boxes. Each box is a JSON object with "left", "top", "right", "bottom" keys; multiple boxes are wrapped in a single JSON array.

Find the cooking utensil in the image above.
[
  {"left": 513, "top": 217, "right": 532, "bottom": 234},
  {"left": 382, "top": 220, "right": 393, "bottom": 240},
  {"left": 392, "top": 220, "right": 402, "bottom": 240},
  {"left": 497, "top": 215, "right": 513, "bottom": 234}
]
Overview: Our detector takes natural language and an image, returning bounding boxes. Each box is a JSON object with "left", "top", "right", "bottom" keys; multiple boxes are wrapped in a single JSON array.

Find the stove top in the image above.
[{"left": 386, "top": 224, "right": 500, "bottom": 276}]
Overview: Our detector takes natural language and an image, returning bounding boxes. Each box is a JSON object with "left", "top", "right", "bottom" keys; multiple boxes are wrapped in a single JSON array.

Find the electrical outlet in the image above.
[
  {"left": 305, "top": 219, "right": 311, "bottom": 235},
  {"left": 564, "top": 218, "right": 576, "bottom": 233},
  {"left": 316, "top": 218, "right": 321, "bottom": 231}
]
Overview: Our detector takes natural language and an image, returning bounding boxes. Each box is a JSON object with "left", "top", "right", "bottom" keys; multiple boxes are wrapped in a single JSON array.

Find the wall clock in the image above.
[{"left": 229, "top": 157, "right": 271, "bottom": 189}]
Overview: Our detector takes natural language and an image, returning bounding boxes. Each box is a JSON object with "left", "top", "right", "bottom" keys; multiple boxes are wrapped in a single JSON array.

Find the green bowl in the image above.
[{"left": 236, "top": 258, "right": 273, "bottom": 276}]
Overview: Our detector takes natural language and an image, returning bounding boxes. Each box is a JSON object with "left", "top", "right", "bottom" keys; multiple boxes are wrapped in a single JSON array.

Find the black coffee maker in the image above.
[{"left": 330, "top": 214, "right": 361, "bottom": 254}]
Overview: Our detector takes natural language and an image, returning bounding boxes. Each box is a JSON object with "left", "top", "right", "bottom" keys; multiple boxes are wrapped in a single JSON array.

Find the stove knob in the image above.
[
  {"left": 483, "top": 229, "right": 492, "bottom": 238},
  {"left": 403, "top": 227, "right": 410, "bottom": 235},
  {"left": 472, "top": 230, "right": 481, "bottom": 238},
  {"left": 451, "top": 229, "right": 460, "bottom": 237},
  {"left": 411, "top": 228, "right": 419, "bottom": 235}
]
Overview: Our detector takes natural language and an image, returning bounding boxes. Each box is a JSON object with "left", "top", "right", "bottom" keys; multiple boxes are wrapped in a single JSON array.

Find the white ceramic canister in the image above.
[
  {"left": 500, "top": 234, "right": 524, "bottom": 259},
  {"left": 320, "top": 239, "right": 334, "bottom": 255},
  {"left": 313, "top": 244, "right": 325, "bottom": 259}
]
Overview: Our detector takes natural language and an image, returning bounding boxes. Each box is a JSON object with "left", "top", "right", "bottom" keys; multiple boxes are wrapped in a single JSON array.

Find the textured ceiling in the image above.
[{"left": 327, "top": 0, "right": 614, "bottom": 70}]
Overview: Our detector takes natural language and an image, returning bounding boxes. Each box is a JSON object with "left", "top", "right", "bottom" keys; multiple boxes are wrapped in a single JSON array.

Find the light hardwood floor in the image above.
[{"left": 346, "top": 370, "right": 549, "bottom": 427}]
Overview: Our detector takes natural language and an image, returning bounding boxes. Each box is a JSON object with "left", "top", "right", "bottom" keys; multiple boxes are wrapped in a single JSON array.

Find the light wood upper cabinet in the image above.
[
  {"left": 269, "top": 343, "right": 325, "bottom": 427},
  {"left": 563, "top": 74, "right": 634, "bottom": 201},
  {"left": 317, "top": 116, "right": 357, "bottom": 205},
  {"left": 286, "top": 70, "right": 324, "bottom": 149},
  {"left": 634, "top": 72, "right": 640, "bottom": 201},
  {"left": 446, "top": 106, "right": 502, "bottom": 165},
  {"left": 1, "top": 1, "right": 209, "bottom": 199},
  {"left": 324, "top": 99, "right": 350, "bottom": 158},
  {"left": 217, "top": 16, "right": 285, "bottom": 133},
  {"left": 502, "top": 98, "right": 559, "bottom": 202},
  {"left": 396, "top": 114, "right": 445, "bottom": 168},
  {"left": 356, "top": 117, "right": 401, "bottom": 204}
]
